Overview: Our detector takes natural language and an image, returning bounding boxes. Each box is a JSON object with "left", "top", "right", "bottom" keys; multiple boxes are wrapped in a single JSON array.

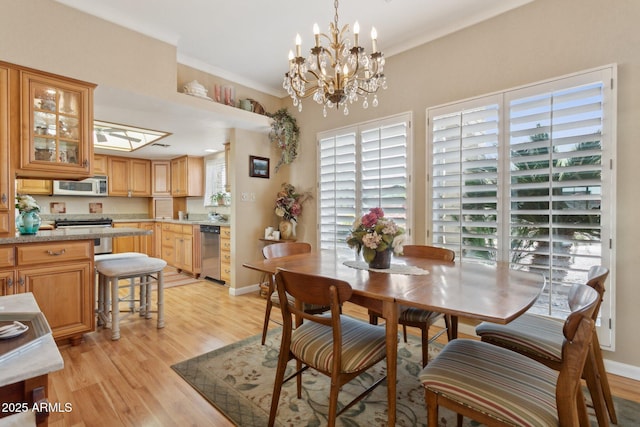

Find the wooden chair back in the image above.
[
  {"left": 557, "top": 284, "right": 599, "bottom": 425},
  {"left": 262, "top": 242, "right": 312, "bottom": 259},
  {"left": 574, "top": 265, "right": 609, "bottom": 321},
  {"left": 401, "top": 245, "right": 455, "bottom": 262},
  {"left": 275, "top": 268, "right": 352, "bottom": 327}
]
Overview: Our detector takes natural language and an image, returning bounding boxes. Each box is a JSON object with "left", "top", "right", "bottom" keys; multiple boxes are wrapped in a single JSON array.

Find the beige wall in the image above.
[{"left": 290, "top": 0, "right": 640, "bottom": 371}]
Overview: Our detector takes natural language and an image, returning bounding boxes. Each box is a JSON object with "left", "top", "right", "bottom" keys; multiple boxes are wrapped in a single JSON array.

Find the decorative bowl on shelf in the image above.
[{"left": 183, "top": 80, "right": 211, "bottom": 99}]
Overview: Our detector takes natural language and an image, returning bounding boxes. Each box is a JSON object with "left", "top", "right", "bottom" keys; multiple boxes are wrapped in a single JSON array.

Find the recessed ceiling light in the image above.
[{"left": 204, "top": 148, "right": 219, "bottom": 153}]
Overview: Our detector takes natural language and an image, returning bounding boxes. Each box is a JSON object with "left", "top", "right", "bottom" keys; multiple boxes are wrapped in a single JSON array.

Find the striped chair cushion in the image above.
[
  {"left": 475, "top": 314, "right": 564, "bottom": 361},
  {"left": 419, "top": 339, "right": 559, "bottom": 427},
  {"left": 291, "top": 316, "right": 387, "bottom": 373},
  {"left": 399, "top": 306, "right": 443, "bottom": 324}
]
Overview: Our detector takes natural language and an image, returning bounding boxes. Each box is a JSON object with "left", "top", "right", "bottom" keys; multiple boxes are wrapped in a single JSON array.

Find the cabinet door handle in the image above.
[
  {"left": 18, "top": 277, "right": 24, "bottom": 286},
  {"left": 7, "top": 278, "right": 12, "bottom": 287},
  {"left": 0, "top": 193, "right": 6, "bottom": 204},
  {"left": 46, "top": 249, "right": 66, "bottom": 256},
  {"left": 83, "top": 159, "right": 88, "bottom": 167}
]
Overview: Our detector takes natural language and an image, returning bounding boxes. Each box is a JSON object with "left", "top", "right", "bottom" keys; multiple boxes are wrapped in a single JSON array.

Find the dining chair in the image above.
[
  {"left": 475, "top": 265, "right": 616, "bottom": 427},
  {"left": 420, "top": 283, "right": 600, "bottom": 427},
  {"left": 268, "top": 268, "right": 388, "bottom": 427},
  {"left": 369, "top": 244, "right": 456, "bottom": 366},
  {"left": 260, "top": 242, "right": 329, "bottom": 344}
]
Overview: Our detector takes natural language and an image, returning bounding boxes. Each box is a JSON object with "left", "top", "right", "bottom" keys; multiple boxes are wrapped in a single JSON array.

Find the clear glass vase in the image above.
[{"left": 16, "top": 210, "right": 41, "bottom": 235}]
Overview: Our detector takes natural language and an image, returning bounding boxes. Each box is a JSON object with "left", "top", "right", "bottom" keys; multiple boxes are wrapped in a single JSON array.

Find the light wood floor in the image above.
[{"left": 48, "top": 279, "right": 640, "bottom": 426}]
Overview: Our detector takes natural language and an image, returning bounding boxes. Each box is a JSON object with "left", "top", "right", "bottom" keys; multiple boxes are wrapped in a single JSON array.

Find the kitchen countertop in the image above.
[
  {"left": 0, "top": 227, "right": 151, "bottom": 245},
  {"left": 0, "top": 293, "right": 63, "bottom": 387},
  {"left": 113, "top": 218, "right": 230, "bottom": 227}
]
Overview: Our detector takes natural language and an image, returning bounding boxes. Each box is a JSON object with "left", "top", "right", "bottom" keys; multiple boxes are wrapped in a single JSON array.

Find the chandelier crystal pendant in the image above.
[{"left": 283, "top": 0, "right": 387, "bottom": 117}]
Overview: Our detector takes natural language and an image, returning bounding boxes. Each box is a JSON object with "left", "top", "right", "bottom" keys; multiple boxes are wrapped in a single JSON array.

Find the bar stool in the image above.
[
  {"left": 95, "top": 252, "right": 148, "bottom": 325},
  {"left": 96, "top": 257, "right": 167, "bottom": 340}
]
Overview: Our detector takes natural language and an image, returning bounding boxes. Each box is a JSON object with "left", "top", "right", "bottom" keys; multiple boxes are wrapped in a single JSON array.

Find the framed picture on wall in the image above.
[{"left": 249, "top": 155, "right": 270, "bottom": 178}]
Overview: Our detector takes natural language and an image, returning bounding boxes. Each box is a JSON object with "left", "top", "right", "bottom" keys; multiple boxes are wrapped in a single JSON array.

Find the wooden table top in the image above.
[{"left": 243, "top": 250, "right": 545, "bottom": 324}]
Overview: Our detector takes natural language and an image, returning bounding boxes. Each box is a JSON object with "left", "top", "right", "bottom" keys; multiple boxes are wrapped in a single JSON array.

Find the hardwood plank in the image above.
[{"left": 48, "top": 278, "right": 639, "bottom": 426}]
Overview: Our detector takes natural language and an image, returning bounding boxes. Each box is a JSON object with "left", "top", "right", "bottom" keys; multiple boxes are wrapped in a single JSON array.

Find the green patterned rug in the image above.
[{"left": 172, "top": 329, "right": 639, "bottom": 426}]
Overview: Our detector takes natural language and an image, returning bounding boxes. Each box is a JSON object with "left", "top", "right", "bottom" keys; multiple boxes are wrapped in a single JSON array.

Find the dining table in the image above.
[{"left": 243, "top": 250, "right": 545, "bottom": 425}]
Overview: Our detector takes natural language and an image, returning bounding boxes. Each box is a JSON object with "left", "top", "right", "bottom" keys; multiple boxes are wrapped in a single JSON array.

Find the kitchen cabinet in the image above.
[
  {"left": 171, "top": 156, "right": 204, "bottom": 197},
  {"left": 0, "top": 66, "right": 10, "bottom": 236},
  {"left": 113, "top": 222, "right": 154, "bottom": 255},
  {"left": 16, "top": 179, "right": 52, "bottom": 195},
  {"left": 93, "top": 154, "right": 108, "bottom": 175},
  {"left": 220, "top": 226, "right": 231, "bottom": 283},
  {"left": 17, "top": 66, "right": 95, "bottom": 179},
  {"left": 0, "top": 241, "right": 94, "bottom": 345},
  {"left": 108, "top": 156, "right": 151, "bottom": 197},
  {"left": 161, "top": 223, "right": 201, "bottom": 276},
  {"left": 152, "top": 160, "right": 172, "bottom": 196}
]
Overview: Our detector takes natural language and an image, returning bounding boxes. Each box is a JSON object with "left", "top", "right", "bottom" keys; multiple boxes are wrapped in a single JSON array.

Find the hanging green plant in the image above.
[{"left": 268, "top": 108, "right": 300, "bottom": 172}]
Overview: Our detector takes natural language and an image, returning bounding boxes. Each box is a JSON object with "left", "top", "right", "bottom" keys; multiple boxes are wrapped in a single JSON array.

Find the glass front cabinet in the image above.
[{"left": 19, "top": 71, "right": 95, "bottom": 178}]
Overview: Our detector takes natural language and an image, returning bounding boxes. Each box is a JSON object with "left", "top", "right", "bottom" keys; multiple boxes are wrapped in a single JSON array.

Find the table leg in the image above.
[{"left": 381, "top": 300, "right": 398, "bottom": 426}]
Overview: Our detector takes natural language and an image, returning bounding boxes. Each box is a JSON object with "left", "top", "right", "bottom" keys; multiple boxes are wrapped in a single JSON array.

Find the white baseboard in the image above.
[{"left": 228, "top": 283, "right": 260, "bottom": 296}]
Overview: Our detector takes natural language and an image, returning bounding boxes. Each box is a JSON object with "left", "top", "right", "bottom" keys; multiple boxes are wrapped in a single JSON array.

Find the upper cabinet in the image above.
[
  {"left": 18, "top": 68, "right": 96, "bottom": 179},
  {"left": 108, "top": 156, "right": 151, "bottom": 197},
  {"left": 93, "top": 154, "right": 108, "bottom": 175},
  {"left": 171, "top": 156, "right": 204, "bottom": 197},
  {"left": 152, "top": 160, "right": 172, "bottom": 197}
]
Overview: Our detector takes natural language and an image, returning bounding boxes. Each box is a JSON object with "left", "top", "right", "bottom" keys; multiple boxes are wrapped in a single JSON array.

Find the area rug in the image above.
[{"left": 172, "top": 329, "right": 640, "bottom": 426}]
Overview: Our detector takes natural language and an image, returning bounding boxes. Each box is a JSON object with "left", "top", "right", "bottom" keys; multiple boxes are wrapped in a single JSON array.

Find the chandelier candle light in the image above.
[{"left": 283, "top": 0, "right": 387, "bottom": 117}]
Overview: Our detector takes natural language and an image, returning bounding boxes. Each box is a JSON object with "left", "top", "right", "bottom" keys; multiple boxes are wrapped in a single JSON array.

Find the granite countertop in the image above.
[
  {"left": 112, "top": 218, "right": 230, "bottom": 227},
  {"left": 0, "top": 293, "right": 64, "bottom": 387},
  {"left": 0, "top": 227, "right": 151, "bottom": 245}
]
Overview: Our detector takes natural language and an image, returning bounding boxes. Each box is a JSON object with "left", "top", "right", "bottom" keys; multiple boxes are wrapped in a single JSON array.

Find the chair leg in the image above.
[
  {"left": 576, "top": 385, "right": 591, "bottom": 427},
  {"left": 421, "top": 326, "right": 430, "bottom": 367},
  {"left": 156, "top": 270, "right": 164, "bottom": 328},
  {"left": 403, "top": 324, "right": 408, "bottom": 343},
  {"left": 268, "top": 331, "right": 292, "bottom": 427},
  {"left": 262, "top": 300, "right": 273, "bottom": 345},
  {"left": 425, "top": 390, "right": 439, "bottom": 427},
  {"left": 110, "top": 277, "right": 120, "bottom": 340},
  {"left": 445, "top": 315, "right": 458, "bottom": 340},
  {"left": 584, "top": 345, "right": 609, "bottom": 427},
  {"left": 369, "top": 313, "right": 379, "bottom": 325},
  {"left": 328, "top": 379, "right": 340, "bottom": 427},
  {"left": 591, "top": 331, "right": 618, "bottom": 423}
]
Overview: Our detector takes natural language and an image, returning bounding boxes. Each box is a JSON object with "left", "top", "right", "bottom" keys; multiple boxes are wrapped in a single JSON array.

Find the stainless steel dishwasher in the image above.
[{"left": 200, "top": 224, "right": 222, "bottom": 282}]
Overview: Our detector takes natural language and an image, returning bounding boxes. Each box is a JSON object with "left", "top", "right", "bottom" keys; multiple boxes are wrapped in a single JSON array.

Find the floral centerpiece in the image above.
[
  {"left": 15, "top": 194, "right": 41, "bottom": 235},
  {"left": 347, "top": 208, "right": 405, "bottom": 268},
  {"left": 274, "top": 182, "right": 311, "bottom": 239}
]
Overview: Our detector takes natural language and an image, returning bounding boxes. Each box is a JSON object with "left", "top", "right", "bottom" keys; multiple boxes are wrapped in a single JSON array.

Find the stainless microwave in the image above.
[{"left": 52, "top": 176, "right": 108, "bottom": 196}]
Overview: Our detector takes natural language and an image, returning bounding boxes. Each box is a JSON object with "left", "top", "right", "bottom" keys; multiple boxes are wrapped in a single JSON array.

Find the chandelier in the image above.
[{"left": 283, "top": 0, "right": 387, "bottom": 117}]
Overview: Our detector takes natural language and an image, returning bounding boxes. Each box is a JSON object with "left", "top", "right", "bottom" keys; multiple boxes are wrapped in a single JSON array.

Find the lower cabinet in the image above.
[
  {"left": 160, "top": 223, "right": 201, "bottom": 276},
  {"left": 220, "top": 227, "right": 231, "bottom": 283},
  {"left": 113, "top": 222, "right": 154, "bottom": 255},
  {"left": 0, "top": 241, "right": 94, "bottom": 345}
]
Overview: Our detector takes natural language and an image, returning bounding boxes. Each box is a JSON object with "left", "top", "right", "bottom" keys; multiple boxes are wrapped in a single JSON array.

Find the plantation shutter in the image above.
[
  {"left": 506, "top": 71, "right": 609, "bottom": 322},
  {"left": 360, "top": 118, "right": 409, "bottom": 230},
  {"left": 427, "top": 66, "right": 615, "bottom": 347},
  {"left": 318, "top": 113, "right": 412, "bottom": 258},
  {"left": 318, "top": 130, "right": 357, "bottom": 256},
  {"left": 430, "top": 96, "right": 501, "bottom": 261}
]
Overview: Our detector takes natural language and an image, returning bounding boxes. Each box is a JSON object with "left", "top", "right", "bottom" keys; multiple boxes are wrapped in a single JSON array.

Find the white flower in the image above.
[
  {"left": 15, "top": 195, "right": 40, "bottom": 213},
  {"left": 392, "top": 234, "right": 406, "bottom": 255}
]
